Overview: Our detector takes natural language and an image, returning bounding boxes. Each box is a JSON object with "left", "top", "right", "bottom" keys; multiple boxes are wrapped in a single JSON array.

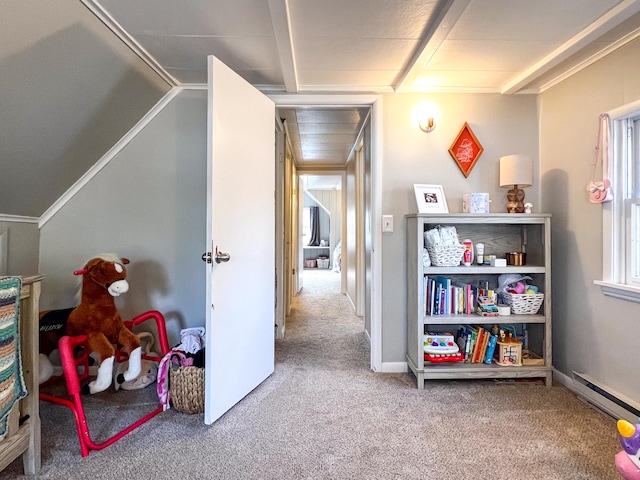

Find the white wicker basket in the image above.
[
  {"left": 425, "top": 244, "right": 466, "bottom": 267},
  {"left": 501, "top": 292, "right": 544, "bottom": 315},
  {"left": 317, "top": 258, "right": 330, "bottom": 269}
]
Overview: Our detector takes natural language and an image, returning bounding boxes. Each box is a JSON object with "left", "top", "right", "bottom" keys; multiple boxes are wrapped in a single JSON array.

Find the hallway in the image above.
[{"left": 277, "top": 268, "right": 369, "bottom": 370}]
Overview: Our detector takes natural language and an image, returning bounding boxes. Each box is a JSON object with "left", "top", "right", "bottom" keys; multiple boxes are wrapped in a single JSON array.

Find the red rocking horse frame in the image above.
[{"left": 39, "top": 310, "right": 170, "bottom": 457}]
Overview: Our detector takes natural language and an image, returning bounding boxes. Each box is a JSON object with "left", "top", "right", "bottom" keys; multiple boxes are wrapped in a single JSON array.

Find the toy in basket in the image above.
[
  {"left": 157, "top": 328, "right": 206, "bottom": 414},
  {"left": 424, "top": 226, "right": 467, "bottom": 267},
  {"left": 501, "top": 292, "right": 544, "bottom": 315},
  {"left": 496, "top": 274, "right": 544, "bottom": 315}
]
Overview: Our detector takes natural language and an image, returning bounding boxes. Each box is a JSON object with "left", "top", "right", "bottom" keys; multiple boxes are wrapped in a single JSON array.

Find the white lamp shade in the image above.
[{"left": 500, "top": 154, "right": 532, "bottom": 187}]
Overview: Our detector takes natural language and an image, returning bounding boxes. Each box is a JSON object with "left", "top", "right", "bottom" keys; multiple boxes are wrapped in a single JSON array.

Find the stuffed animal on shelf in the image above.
[
  {"left": 66, "top": 254, "right": 142, "bottom": 394},
  {"left": 616, "top": 418, "right": 640, "bottom": 480}
]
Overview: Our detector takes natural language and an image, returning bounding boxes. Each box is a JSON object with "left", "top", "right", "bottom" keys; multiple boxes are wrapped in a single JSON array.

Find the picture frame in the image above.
[
  {"left": 448, "top": 122, "right": 484, "bottom": 178},
  {"left": 414, "top": 184, "right": 449, "bottom": 213}
]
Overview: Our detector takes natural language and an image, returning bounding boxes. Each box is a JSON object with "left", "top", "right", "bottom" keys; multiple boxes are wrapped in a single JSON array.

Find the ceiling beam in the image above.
[
  {"left": 538, "top": 24, "right": 640, "bottom": 93},
  {"left": 502, "top": 0, "right": 640, "bottom": 94},
  {"left": 394, "top": 0, "right": 471, "bottom": 92},
  {"left": 268, "top": 0, "right": 299, "bottom": 93}
]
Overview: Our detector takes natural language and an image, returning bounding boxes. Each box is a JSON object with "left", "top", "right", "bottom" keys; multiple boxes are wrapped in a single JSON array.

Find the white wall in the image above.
[
  {"left": 38, "top": 89, "right": 207, "bottom": 346},
  {"left": 381, "top": 92, "right": 539, "bottom": 363},
  {"left": 539, "top": 37, "right": 640, "bottom": 402}
]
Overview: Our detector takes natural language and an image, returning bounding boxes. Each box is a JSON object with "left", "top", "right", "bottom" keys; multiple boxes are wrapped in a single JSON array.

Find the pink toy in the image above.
[{"left": 616, "top": 419, "right": 640, "bottom": 480}]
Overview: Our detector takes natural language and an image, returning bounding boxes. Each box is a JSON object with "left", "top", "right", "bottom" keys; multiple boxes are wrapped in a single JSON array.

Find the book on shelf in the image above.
[
  {"left": 424, "top": 276, "right": 436, "bottom": 315},
  {"left": 471, "top": 327, "right": 485, "bottom": 363},
  {"left": 435, "top": 276, "right": 451, "bottom": 315},
  {"left": 478, "top": 331, "right": 490, "bottom": 363},
  {"left": 484, "top": 333, "right": 498, "bottom": 364},
  {"left": 456, "top": 327, "right": 470, "bottom": 362},
  {"left": 453, "top": 281, "right": 472, "bottom": 315},
  {"left": 457, "top": 325, "right": 479, "bottom": 363}
]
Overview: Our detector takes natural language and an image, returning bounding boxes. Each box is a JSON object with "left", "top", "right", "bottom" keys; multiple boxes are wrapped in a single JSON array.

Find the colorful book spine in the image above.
[
  {"left": 472, "top": 327, "right": 485, "bottom": 363},
  {"left": 461, "top": 325, "right": 478, "bottom": 363},
  {"left": 484, "top": 334, "right": 498, "bottom": 364},
  {"left": 436, "top": 276, "right": 451, "bottom": 315}
]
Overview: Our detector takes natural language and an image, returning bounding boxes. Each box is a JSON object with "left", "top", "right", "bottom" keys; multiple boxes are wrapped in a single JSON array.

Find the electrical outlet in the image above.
[{"left": 382, "top": 215, "right": 394, "bottom": 232}]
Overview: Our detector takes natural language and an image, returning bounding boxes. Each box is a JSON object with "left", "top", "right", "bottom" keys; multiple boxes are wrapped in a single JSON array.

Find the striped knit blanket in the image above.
[{"left": 0, "top": 277, "right": 27, "bottom": 441}]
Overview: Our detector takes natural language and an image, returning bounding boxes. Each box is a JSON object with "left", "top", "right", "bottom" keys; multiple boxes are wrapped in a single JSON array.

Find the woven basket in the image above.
[
  {"left": 425, "top": 244, "right": 467, "bottom": 267},
  {"left": 170, "top": 365, "right": 205, "bottom": 414},
  {"left": 501, "top": 292, "right": 544, "bottom": 315}
]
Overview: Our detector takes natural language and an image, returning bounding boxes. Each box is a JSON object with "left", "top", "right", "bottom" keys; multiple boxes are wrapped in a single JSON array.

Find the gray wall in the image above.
[
  {"left": 381, "top": 92, "right": 540, "bottom": 364},
  {"left": 540, "top": 38, "right": 640, "bottom": 402},
  {"left": 38, "top": 89, "right": 207, "bottom": 346},
  {"left": 0, "top": 220, "right": 40, "bottom": 275},
  {"left": 1, "top": 0, "right": 170, "bottom": 217}
]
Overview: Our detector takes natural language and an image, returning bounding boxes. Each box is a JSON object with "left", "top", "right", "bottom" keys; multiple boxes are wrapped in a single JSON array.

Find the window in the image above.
[{"left": 596, "top": 100, "right": 640, "bottom": 302}]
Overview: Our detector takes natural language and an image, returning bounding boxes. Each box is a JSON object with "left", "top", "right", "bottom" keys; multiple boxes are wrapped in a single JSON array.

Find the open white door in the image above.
[{"left": 204, "top": 56, "right": 275, "bottom": 424}]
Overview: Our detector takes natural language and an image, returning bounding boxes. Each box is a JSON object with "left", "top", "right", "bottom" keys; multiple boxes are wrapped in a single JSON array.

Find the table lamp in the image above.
[{"left": 499, "top": 154, "right": 532, "bottom": 213}]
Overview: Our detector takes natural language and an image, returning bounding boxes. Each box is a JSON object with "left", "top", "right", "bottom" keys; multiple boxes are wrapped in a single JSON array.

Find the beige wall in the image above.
[
  {"left": 381, "top": 92, "right": 539, "bottom": 363},
  {"left": 539, "top": 37, "right": 640, "bottom": 402}
]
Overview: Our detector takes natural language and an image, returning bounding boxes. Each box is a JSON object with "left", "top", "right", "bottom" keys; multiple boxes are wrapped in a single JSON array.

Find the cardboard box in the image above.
[{"left": 522, "top": 349, "right": 544, "bottom": 365}]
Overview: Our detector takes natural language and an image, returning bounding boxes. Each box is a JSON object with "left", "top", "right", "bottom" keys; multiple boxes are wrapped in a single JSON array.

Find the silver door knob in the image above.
[{"left": 215, "top": 247, "right": 230, "bottom": 264}]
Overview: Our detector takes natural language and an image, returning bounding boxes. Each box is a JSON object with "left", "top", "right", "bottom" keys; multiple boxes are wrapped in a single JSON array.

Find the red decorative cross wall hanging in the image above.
[{"left": 448, "top": 122, "right": 484, "bottom": 178}]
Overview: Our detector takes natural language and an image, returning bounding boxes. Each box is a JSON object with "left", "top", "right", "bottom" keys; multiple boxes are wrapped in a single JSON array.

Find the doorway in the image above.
[
  {"left": 271, "top": 94, "right": 382, "bottom": 373},
  {"left": 299, "top": 173, "right": 345, "bottom": 304}
]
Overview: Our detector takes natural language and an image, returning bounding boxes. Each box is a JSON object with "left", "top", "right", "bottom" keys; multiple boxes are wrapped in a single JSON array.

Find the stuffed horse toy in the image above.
[{"left": 66, "top": 254, "right": 142, "bottom": 394}]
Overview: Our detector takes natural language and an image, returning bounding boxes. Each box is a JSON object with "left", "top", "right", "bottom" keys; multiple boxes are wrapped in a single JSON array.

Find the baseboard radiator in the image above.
[{"left": 572, "top": 372, "right": 640, "bottom": 423}]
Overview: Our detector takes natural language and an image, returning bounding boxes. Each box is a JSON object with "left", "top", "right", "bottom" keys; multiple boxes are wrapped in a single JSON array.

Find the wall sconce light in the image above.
[
  {"left": 415, "top": 101, "right": 440, "bottom": 133},
  {"left": 419, "top": 117, "right": 436, "bottom": 132},
  {"left": 499, "top": 154, "right": 532, "bottom": 213}
]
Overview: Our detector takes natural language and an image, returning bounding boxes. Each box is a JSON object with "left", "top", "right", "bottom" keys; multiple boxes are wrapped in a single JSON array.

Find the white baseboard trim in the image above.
[
  {"left": 346, "top": 292, "right": 356, "bottom": 311},
  {"left": 381, "top": 362, "right": 409, "bottom": 373},
  {"left": 553, "top": 369, "right": 572, "bottom": 388}
]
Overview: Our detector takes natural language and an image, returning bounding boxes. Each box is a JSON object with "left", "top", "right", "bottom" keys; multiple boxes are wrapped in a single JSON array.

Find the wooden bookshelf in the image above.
[{"left": 406, "top": 214, "right": 553, "bottom": 389}]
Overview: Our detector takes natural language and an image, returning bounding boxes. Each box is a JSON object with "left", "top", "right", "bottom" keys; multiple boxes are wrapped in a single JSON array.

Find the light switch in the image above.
[{"left": 382, "top": 215, "right": 394, "bottom": 232}]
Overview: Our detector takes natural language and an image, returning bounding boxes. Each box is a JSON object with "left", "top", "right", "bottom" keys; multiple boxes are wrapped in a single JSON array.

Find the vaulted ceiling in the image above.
[
  {"left": 89, "top": 0, "right": 640, "bottom": 168},
  {"left": 91, "top": 0, "right": 640, "bottom": 94},
  {"left": 4, "top": 1, "right": 640, "bottom": 216}
]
